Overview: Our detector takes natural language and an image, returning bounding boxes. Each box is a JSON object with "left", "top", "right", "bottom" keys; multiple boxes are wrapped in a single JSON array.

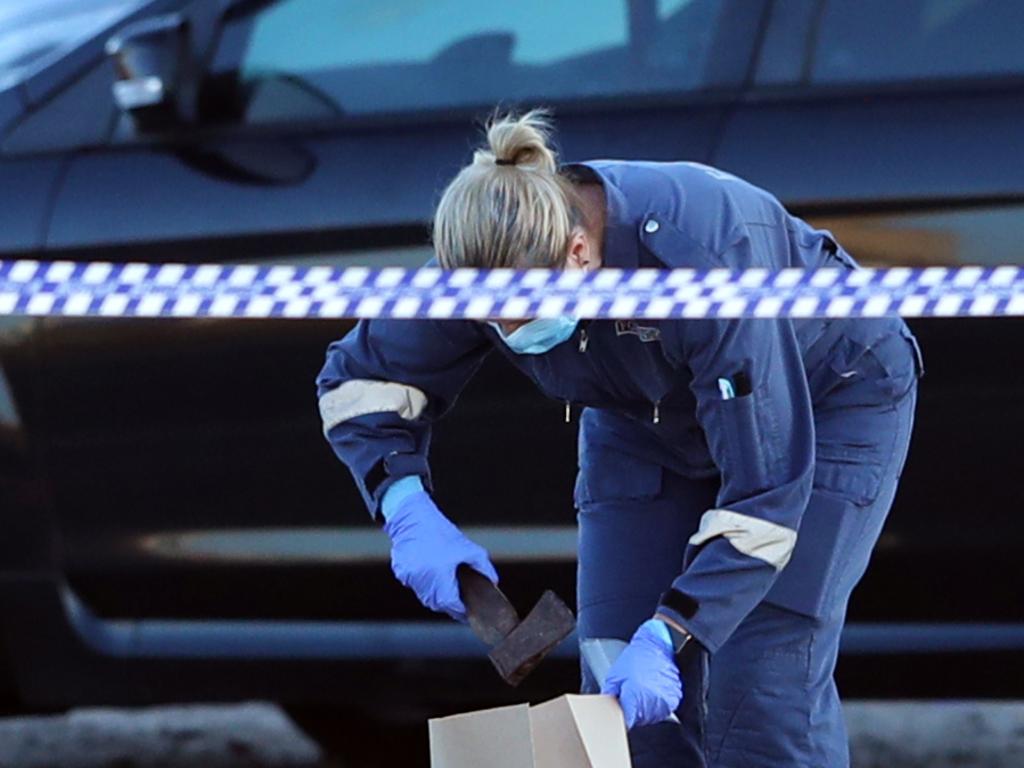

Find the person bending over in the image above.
[{"left": 316, "top": 109, "right": 922, "bottom": 767}]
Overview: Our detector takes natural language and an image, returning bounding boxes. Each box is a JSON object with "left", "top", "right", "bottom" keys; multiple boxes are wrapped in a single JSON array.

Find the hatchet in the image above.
[{"left": 457, "top": 564, "right": 575, "bottom": 687}]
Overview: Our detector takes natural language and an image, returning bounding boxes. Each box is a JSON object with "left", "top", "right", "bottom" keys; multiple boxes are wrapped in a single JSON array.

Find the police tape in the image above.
[{"left": 0, "top": 260, "right": 1022, "bottom": 319}]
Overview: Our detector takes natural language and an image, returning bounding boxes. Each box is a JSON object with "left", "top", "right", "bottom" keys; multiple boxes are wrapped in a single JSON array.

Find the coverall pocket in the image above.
[
  {"left": 813, "top": 444, "right": 884, "bottom": 507},
  {"left": 574, "top": 445, "right": 663, "bottom": 507},
  {"left": 766, "top": 396, "right": 912, "bottom": 618},
  {"left": 824, "top": 328, "right": 919, "bottom": 409},
  {"left": 813, "top": 400, "right": 901, "bottom": 508},
  {"left": 763, "top": 490, "right": 860, "bottom": 618},
  {"left": 712, "top": 391, "right": 775, "bottom": 497}
]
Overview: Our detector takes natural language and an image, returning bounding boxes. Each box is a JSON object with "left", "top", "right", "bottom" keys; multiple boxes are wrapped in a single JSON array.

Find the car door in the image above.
[
  {"left": 713, "top": 0, "right": 1024, "bottom": 697},
  {"left": 32, "top": 0, "right": 766, "bottom": 663}
]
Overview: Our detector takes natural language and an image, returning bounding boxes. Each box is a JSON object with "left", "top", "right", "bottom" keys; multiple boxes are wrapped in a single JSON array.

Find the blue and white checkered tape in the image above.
[{"left": 1, "top": 260, "right": 1023, "bottom": 319}]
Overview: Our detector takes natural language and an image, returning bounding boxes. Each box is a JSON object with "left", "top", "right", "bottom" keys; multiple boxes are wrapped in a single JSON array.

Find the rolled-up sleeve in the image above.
[{"left": 316, "top": 317, "right": 491, "bottom": 520}]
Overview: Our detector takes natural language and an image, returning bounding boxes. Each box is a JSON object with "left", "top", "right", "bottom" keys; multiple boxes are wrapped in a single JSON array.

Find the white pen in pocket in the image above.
[{"left": 717, "top": 377, "right": 736, "bottom": 400}]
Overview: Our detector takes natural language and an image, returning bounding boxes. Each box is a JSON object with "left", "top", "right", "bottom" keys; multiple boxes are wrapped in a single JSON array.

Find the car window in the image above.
[
  {"left": 0, "top": 0, "right": 145, "bottom": 90},
  {"left": 811, "top": 0, "right": 1024, "bottom": 84},
  {"left": 209, "top": 0, "right": 728, "bottom": 123},
  {"left": 753, "top": 0, "right": 817, "bottom": 86},
  {"left": 809, "top": 205, "right": 1024, "bottom": 267}
]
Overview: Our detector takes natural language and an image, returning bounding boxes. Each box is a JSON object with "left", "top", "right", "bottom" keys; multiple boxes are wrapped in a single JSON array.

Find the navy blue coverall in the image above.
[{"left": 316, "top": 161, "right": 923, "bottom": 767}]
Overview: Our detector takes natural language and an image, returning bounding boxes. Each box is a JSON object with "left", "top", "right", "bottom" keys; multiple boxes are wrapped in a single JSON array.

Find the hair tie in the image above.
[{"left": 495, "top": 158, "right": 515, "bottom": 166}]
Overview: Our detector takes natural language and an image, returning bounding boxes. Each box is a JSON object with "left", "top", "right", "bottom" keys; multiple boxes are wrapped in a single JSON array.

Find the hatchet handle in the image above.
[{"left": 457, "top": 564, "right": 520, "bottom": 647}]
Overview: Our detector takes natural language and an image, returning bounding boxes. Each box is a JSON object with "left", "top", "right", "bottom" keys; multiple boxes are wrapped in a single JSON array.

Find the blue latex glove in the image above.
[
  {"left": 601, "top": 619, "right": 683, "bottom": 729},
  {"left": 383, "top": 489, "right": 498, "bottom": 621}
]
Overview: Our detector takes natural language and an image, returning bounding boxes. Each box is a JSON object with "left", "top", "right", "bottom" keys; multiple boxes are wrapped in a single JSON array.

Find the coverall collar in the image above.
[{"left": 561, "top": 161, "right": 640, "bottom": 271}]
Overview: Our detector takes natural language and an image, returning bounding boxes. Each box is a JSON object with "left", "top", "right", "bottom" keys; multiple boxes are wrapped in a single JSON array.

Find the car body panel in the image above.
[
  {"left": 46, "top": 105, "right": 731, "bottom": 249},
  {"left": 2, "top": 60, "right": 121, "bottom": 156},
  {"left": 0, "top": 157, "right": 63, "bottom": 253},
  {"left": 714, "top": 83, "right": 1024, "bottom": 206},
  {"left": 1, "top": 0, "right": 1023, "bottom": 714},
  {"left": 0, "top": 90, "right": 22, "bottom": 138}
]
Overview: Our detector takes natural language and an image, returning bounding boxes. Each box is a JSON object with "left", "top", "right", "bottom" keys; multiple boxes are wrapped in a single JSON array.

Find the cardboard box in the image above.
[{"left": 429, "top": 694, "right": 632, "bottom": 768}]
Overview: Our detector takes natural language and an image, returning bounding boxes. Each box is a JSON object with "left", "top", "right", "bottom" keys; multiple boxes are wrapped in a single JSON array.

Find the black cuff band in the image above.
[
  {"left": 366, "top": 452, "right": 430, "bottom": 498},
  {"left": 659, "top": 588, "right": 699, "bottom": 620},
  {"left": 364, "top": 458, "right": 388, "bottom": 497}
]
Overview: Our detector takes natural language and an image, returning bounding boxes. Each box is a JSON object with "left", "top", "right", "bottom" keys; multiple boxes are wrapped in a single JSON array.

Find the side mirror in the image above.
[{"left": 106, "top": 13, "right": 197, "bottom": 133}]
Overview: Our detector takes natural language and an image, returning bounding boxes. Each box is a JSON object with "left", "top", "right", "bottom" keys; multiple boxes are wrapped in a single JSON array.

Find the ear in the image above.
[{"left": 564, "top": 229, "right": 593, "bottom": 271}]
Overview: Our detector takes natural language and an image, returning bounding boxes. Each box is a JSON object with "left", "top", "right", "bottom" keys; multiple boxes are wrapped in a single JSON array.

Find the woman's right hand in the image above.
[{"left": 383, "top": 490, "right": 499, "bottom": 621}]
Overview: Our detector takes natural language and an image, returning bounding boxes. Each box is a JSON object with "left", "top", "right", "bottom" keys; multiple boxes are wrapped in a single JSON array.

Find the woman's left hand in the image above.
[{"left": 601, "top": 618, "right": 683, "bottom": 729}]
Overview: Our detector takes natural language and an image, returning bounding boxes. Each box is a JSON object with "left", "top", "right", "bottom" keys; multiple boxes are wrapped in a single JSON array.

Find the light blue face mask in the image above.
[{"left": 488, "top": 317, "right": 579, "bottom": 355}]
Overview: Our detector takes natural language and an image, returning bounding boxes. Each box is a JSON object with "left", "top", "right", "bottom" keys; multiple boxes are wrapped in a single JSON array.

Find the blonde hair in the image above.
[{"left": 432, "top": 108, "right": 581, "bottom": 269}]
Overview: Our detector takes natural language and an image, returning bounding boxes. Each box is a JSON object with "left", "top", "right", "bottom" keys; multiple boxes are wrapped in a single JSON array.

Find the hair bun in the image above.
[{"left": 473, "top": 108, "right": 558, "bottom": 173}]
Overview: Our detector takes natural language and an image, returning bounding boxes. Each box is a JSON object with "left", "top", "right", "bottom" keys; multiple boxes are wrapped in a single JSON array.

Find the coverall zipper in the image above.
[{"left": 566, "top": 325, "right": 589, "bottom": 422}]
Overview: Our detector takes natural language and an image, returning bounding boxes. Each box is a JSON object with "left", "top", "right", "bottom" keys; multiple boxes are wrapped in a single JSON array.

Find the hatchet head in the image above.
[
  {"left": 487, "top": 589, "right": 575, "bottom": 686},
  {"left": 458, "top": 566, "right": 576, "bottom": 687}
]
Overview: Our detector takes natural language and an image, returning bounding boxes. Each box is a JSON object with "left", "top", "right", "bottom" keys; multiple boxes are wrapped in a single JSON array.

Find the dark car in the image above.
[{"left": 1, "top": 0, "right": 1023, "bottom": 736}]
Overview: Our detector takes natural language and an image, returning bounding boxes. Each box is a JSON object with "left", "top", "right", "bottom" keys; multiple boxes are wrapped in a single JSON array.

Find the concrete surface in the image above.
[
  {"left": 847, "top": 701, "right": 1024, "bottom": 768},
  {"left": 0, "top": 702, "right": 324, "bottom": 768}
]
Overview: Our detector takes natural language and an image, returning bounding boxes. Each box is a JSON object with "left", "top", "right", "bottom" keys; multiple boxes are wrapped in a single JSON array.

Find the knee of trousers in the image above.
[{"left": 707, "top": 604, "right": 849, "bottom": 767}]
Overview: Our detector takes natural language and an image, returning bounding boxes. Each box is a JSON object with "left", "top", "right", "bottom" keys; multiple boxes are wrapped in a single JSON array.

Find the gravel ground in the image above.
[
  {"left": 0, "top": 702, "right": 324, "bottom": 768},
  {"left": 847, "top": 701, "right": 1024, "bottom": 768},
  {"left": 1, "top": 700, "right": 1022, "bottom": 767}
]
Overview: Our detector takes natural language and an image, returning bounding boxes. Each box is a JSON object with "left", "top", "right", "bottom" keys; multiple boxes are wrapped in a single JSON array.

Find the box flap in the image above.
[
  {"left": 565, "top": 695, "right": 632, "bottom": 768},
  {"left": 429, "top": 703, "right": 535, "bottom": 768},
  {"left": 529, "top": 696, "right": 589, "bottom": 768}
]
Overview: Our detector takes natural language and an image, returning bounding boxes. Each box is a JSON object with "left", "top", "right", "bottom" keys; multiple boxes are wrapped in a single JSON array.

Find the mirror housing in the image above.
[{"left": 106, "top": 13, "right": 197, "bottom": 133}]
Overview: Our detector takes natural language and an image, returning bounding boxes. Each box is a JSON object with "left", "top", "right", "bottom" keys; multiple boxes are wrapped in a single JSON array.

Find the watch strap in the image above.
[{"left": 654, "top": 612, "right": 692, "bottom": 655}]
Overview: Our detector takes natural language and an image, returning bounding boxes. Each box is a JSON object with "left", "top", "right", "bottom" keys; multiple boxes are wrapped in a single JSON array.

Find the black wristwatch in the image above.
[{"left": 655, "top": 613, "right": 693, "bottom": 655}]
